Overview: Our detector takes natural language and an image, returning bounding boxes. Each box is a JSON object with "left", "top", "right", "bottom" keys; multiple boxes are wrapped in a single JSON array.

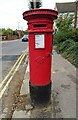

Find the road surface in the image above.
[
  {"left": 0, "top": 39, "right": 28, "bottom": 115},
  {"left": 0, "top": 39, "right": 28, "bottom": 81}
]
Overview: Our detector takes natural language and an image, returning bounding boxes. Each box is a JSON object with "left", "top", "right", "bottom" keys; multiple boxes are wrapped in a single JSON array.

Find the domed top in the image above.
[{"left": 23, "top": 9, "right": 58, "bottom": 21}]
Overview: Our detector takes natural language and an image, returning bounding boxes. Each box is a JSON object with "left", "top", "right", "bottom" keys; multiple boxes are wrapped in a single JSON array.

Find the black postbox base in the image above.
[{"left": 29, "top": 81, "right": 51, "bottom": 107}]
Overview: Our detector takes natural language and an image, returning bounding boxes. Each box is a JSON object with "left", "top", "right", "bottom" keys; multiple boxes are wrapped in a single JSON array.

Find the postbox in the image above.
[{"left": 23, "top": 9, "right": 58, "bottom": 106}]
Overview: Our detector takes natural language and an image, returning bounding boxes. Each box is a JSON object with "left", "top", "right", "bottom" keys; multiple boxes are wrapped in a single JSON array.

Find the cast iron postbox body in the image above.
[{"left": 23, "top": 9, "right": 58, "bottom": 106}]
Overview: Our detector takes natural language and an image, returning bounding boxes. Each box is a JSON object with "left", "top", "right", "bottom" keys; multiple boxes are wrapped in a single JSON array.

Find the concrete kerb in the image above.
[
  {"left": 12, "top": 57, "right": 32, "bottom": 118},
  {"left": 20, "top": 50, "right": 29, "bottom": 96},
  {"left": 20, "top": 62, "right": 29, "bottom": 95}
]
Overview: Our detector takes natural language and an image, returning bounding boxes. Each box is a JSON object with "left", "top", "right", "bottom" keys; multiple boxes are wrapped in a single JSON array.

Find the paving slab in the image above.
[
  {"left": 12, "top": 110, "right": 31, "bottom": 118},
  {"left": 52, "top": 50, "right": 76, "bottom": 118}
]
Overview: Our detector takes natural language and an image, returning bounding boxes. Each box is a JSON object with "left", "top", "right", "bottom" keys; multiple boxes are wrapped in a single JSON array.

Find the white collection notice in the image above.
[{"left": 35, "top": 34, "right": 45, "bottom": 48}]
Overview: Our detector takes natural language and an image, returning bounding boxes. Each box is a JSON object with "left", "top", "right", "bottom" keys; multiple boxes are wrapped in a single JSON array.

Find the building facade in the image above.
[{"left": 56, "top": 1, "right": 78, "bottom": 28}]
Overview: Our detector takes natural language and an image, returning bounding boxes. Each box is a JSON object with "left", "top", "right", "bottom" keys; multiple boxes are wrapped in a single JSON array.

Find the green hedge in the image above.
[{"left": 54, "top": 29, "right": 78, "bottom": 68}]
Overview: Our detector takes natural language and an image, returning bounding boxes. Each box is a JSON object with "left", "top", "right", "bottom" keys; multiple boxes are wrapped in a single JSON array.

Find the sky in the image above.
[{"left": 0, "top": 0, "right": 75, "bottom": 30}]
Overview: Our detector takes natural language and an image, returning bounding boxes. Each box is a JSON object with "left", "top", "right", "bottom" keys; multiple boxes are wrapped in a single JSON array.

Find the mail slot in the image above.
[
  {"left": 34, "top": 24, "right": 46, "bottom": 27},
  {"left": 23, "top": 9, "right": 58, "bottom": 106}
]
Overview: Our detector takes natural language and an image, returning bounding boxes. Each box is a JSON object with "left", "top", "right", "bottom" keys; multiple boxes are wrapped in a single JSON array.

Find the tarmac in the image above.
[{"left": 10, "top": 50, "right": 77, "bottom": 118}]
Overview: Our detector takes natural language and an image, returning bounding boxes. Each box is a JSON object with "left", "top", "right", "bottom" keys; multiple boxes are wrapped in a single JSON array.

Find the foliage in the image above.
[
  {"left": 57, "top": 39, "right": 75, "bottom": 52},
  {"left": 55, "top": 14, "right": 74, "bottom": 32},
  {"left": 0, "top": 29, "right": 2, "bottom": 35},
  {"left": 24, "top": 29, "right": 28, "bottom": 35},
  {"left": 13, "top": 31, "right": 19, "bottom": 36},
  {"left": 69, "top": 28, "right": 78, "bottom": 42},
  {"left": 54, "top": 30, "right": 71, "bottom": 44},
  {"left": 2, "top": 28, "right": 13, "bottom": 36},
  {"left": 54, "top": 29, "right": 78, "bottom": 44},
  {"left": 20, "top": 33, "right": 24, "bottom": 38},
  {"left": 61, "top": 42, "right": 78, "bottom": 68},
  {"left": 2, "top": 28, "right": 19, "bottom": 38},
  {"left": 54, "top": 14, "right": 78, "bottom": 68}
]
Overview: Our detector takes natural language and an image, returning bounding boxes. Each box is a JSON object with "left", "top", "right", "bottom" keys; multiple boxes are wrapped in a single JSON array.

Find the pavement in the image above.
[
  {"left": 52, "top": 50, "right": 76, "bottom": 118},
  {"left": 5, "top": 50, "right": 77, "bottom": 118}
]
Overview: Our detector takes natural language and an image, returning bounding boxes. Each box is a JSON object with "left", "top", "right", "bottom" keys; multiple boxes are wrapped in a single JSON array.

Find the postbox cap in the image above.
[{"left": 23, "top": 9, "right": 58, "bottom": 21}]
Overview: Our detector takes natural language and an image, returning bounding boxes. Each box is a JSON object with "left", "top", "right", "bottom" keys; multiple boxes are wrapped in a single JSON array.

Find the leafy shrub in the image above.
[
  {"left": 54, "top": 31, "right": 69, "bottom": 44},
  {"left": 58, "top": 39, "right": 75, "bottom": 52},
  {"left": 62, "top": 42, "right": 78, "bottom": 67},
  {"left": 69, "top": 29, "right": 78, "bottom": 42},
  {"left": 54, "top": 13, "right": 78, "bottom": 67}
]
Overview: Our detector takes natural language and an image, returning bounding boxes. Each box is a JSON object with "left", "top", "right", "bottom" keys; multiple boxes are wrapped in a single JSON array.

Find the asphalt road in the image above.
[
  {"left": 0, "top": 39, "right": 28, "bottom": 81},
  {"left": 0, "top": 39, "right": 28, "bottom": 115}
]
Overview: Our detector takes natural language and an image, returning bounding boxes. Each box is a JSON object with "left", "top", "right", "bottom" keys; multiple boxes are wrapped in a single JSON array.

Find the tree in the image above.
[
  {"left": 2, "top": 28, "right": 13, "bottom": 36},
  {"left": 2, "top": 28, "right": 6, "bottom": 35},
  {"left": 24, "top": 29, "right": 28, "bottom": 34},
  {"left": 54, "top": 14, "right": 74, "bottom": 43},
  {"left": 54, "top": 13, "right": 78, "bottom": 68},
  {"left": 29, "top": 0, "right": 42, "bottom": 9},
  {"left": 13, "top": 31, "right": 19, "bottom": 37},
  {"left": 55, "top": 14, "right": 74, "bottom": 32},
  {"left": 6, "top": 28, "right": 13, "bottom": 36}
]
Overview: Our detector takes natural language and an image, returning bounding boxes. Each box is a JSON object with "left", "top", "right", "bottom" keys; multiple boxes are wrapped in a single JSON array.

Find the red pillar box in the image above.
[{"left": 23, "top": 9, "right": 58, "bottom": 106}]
